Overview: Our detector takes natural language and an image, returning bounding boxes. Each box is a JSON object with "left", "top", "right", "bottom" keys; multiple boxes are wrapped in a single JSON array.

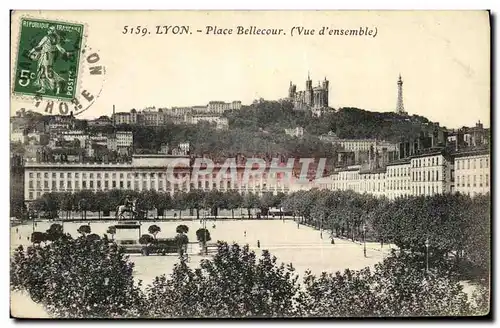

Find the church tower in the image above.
[
  {"left": 396, "top": 74, "right": 407, "bottom": 115},
  {"left": 322, "top": 77, "right": 329, "bottom": 108},
  {"left": 305, "top": 72, "right": 313, "bottom": 106}
]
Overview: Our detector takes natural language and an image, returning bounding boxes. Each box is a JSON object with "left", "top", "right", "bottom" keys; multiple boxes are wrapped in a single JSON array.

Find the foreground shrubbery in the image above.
[
  {"left": 11, "top": 235, "right": 145, "bottom": 318},
  {"left": 10, "top": 233, "right": 490, "bottom": 318}
]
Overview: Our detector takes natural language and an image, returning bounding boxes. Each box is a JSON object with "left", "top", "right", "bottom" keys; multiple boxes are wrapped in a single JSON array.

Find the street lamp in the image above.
[
  {"left": 363, "top": 224, "right": 367, "bottom": 258},
  {"left": 425, "top": 238, "right": 430, "bottom": 273}
]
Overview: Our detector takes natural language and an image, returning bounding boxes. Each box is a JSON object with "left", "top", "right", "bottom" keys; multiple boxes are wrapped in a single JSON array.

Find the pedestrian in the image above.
[
  {"left": 331, "top": 237, "right": 335, "bottom": 245},
  {"left": 257, "top": 240, "right": 260, "bottom": 248}
]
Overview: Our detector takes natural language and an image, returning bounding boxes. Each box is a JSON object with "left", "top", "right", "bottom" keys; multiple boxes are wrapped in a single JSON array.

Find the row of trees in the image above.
[
  {"left": 27, "top": 189, "right": 288, "bottom": 220},
  {"left": 11, "top": 237, "right": 489, "bottom": 318},
  {"left": 282, "top": 189, "right": 490, "bottom": 280}
]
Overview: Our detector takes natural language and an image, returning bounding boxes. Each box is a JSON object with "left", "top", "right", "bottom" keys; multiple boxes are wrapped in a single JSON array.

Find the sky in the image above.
[{"left": 10, "top": 10, "right": 490, "bottom": 129}]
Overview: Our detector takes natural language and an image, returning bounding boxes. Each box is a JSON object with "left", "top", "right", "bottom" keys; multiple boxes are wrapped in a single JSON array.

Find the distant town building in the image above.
[
  {"left": 184, "top": 113, "right": 229, "bottom": 130},
  {"left": 285, "top": 127, "right": 304, "bottom": 138}
]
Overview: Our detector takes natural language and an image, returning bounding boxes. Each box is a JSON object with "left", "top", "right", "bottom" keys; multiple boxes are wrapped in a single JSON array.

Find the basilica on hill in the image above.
[{"left": 287, "top": 73, "right": 329, "bottom": 116}]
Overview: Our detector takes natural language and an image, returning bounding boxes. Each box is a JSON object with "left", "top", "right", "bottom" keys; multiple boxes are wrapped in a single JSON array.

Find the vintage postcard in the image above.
[{"left": 9, "top": 10, "right": 491, "bottom": 319}]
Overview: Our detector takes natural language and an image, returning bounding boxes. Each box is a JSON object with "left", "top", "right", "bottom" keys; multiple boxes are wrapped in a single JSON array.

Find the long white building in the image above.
[{"left": 23, "top": 155, "right": 311, "bottom": 202}]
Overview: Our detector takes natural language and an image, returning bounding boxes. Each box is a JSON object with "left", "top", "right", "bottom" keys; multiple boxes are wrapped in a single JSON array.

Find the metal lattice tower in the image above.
[{"left": 396, "top": 74, "right": 407, "bottom": 115}]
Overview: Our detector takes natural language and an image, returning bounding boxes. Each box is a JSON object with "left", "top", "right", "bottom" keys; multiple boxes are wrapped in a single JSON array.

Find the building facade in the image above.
[
  {"left": 23, "top": 155, "right": 310, "bottom": 202},
  {"left": 316, "top": 148, "right": 489, "bottom": 199},
  {"left": 453, "top": 148, "right": 490, "bottom": 197}
]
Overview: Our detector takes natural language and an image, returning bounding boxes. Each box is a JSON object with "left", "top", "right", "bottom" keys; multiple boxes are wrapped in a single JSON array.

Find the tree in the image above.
[
  {"left": 156, "top": 192, "right": 172, "bottom": 219},
  {"left": 87, "top": 233, "right": 101, "bottom": 242},
  {"left": 176, "top": 225, "right": 189, "bottom": 234},
  {"left": 204, "top": 190, "right": 224, "bottom": 219},
  {"left": 30, "top": 231, "right": 46, "bottom": 245},
  {"left": 148, "top": 225, "right": 161, "bottom": 240},
  {"left": 10, "top": 236, "right": 145, "bottom": 318},
  {"left": 196, "top": 228, "right": 211, "bottom": 254},
  {"left": 58, "top": 192, "right": 74, "bottom": 220},
  {"left": 45, "top": 223, "right": 64, "bottom": 242},
  {"left": 77, "top": 225, "right": 91, "bottom": 237},
  {"left": 259, "top": 192, "right": 275, "bottom": 218},
  {"left": 144, "top": 242, "right": 302, "bottom": 318},
  {"left": 172, "top": 192, "right": 187, "bottom": 219},
  {"left": 139, "top": 234, "right": 154, "bottom": 245},
  {"left": 185, "top": 189, "right": 205, "bottom": 220},
  {"left": 106, "top": 226, "right": 117, "bottom": 241},
  {"left": 242, "top": 192, "right": 260, "bottom": 219},
  {"left": 225, "top": 190, "right": 243, "bottom": 219}
]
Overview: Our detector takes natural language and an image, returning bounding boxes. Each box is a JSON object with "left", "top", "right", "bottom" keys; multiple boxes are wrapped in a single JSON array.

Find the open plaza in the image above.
[{"left": 11, "top": 219, "right": 394, "bottom": 284}]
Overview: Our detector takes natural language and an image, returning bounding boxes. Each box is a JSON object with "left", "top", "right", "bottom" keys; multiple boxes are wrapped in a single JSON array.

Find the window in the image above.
[
  {"left": 83, "top": 181, "right": 87, "bottom": 188},
  {"left": 29, "top": 180, "right": 33, "bottom": 188},
  {"left": 75, "top": 173, "right": 79, "bottom": 178},
  {"left": 59, "top": 173, "right": 63, "bottom": 178},
  {"left": 479, "top": 175, "right": 483, "bottom": 187},
  {"left": 75, "top": 181, "right": 79, "bottom": 189},
  {"left": 44, "top": 181, "right": 48, "bottom": 188},
  {"left": 462, "top": 176, "right": 465, "bottom": 187},
  {"left": 97, "top": 173, "right": 101, "bottom": 179},
  {"left": 112, "top": 173, "right": 116, "bottom": 178},
  {"left": 159, "top": 180, "right": 163, "bottom": 190},
  {"left": 142, "top": 181, "right": 147, "bottom": 189},
  {"left": 37, "top": 173, "right": 41, "bottom": 178},
  {"left": 126, "top": 181, "right": 130, "bottom": 188},
  {"left": 486, "top": 174, "right": 489, "bottom": 187},
  {"left": 473, "top": 175, "right": 476, "bottom": 187},
  {"left": 59, "top": 181, "right": 64, "bottom": 189},
  {"left": 83, "top": 173, "right": 87, "bottom": 178},
  {"left": 51, "top": 181, "right": 56, "bottom": 189},
  {"left": 472, "top": 159, "right": 476, "bottom": 170},
  {"left": 90, "top": 181, "right": 94, "bottom": 188},
  {"left": 44, "top": 172, "right": 48, "bottom": 178},
  {"left": 112, "top": 181, "right": 116, "bottom": 188},
  {"left": 68, "top": 173, "right": 72, "bottom": 178},
  {"left": 436, "top": 170, "right": 439, "bottom": 181},
  {"left": 29, "top": 172, "right": 33, "bottom": 178},
  {"left": 67, "top": 181, "right": 72, "bottom": 189},
  {"left": 467, "top": 159, "right": 470, "bottom": 169},
  {"left": 479, "top": 159, "right": 482, "bottom": 169},
  {"left": 486, "top": 158, "right": 489, "bottom": 168},
  {"left": 457, "top": 176, "right": 460, "bottom": 187},
  {"left": 467, "top": 175, "right": 470, "bottom": 187},
  {"left": 142, "top": 173, "right": 147, "bottom": 178},
  {"left": 90, "top": 173, "right": 94, "bottom": 178},
  {"left": 428, "top": 171, "right": 431, "bottom": 181},
  {"left": 105, "top": 181, "right": 109, "bottom": 188}
]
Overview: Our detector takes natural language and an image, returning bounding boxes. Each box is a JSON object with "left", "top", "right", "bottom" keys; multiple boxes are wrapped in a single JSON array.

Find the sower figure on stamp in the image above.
[{"left": 28, "top": 25, "right": 69, "bottom": 94}]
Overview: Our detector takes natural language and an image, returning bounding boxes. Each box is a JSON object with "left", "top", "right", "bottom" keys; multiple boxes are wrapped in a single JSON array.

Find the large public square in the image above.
[{"left": 11, "top": 218, "right": 393, "bottom": 284}]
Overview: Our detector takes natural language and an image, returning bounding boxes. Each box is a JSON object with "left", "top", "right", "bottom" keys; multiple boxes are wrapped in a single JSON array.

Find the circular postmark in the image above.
[{"left": 11, "top": 17, "right": 106, "bottom": 117}]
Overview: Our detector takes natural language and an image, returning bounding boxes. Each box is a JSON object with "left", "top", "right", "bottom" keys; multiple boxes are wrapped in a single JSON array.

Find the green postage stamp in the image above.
[{"left": 13, "top": 18, "right": 84, "bottom": 101}]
